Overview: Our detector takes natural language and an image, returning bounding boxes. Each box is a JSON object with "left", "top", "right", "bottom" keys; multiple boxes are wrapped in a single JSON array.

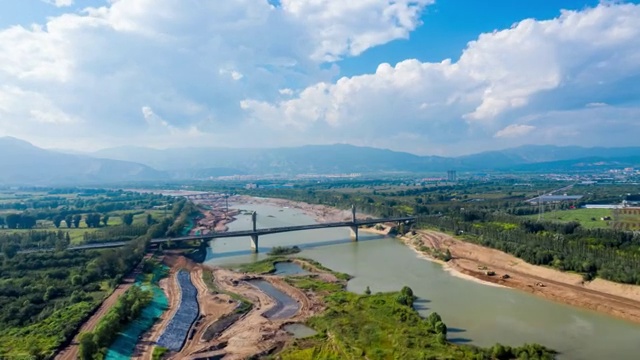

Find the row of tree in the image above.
[{"left": 79, "top": 286, "right": 153, "bottom": 359}]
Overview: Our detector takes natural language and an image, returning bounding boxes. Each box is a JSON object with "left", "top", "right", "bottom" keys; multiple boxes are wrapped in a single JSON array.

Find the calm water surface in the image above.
[{"left": 205, "top": 203, "right": 640, "bottom": 360}]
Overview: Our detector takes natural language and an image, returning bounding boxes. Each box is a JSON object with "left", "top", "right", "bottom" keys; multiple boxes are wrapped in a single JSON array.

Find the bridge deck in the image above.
[
  {"left": 149, "top": 217, "right": 414, "bottom": 244},
  {"left": 64, "top": 216, "right": 414, "bottom": 251}
]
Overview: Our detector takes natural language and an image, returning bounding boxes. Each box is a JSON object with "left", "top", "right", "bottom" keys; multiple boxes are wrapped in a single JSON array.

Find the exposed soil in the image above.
[
  {"left": 234, "top": 196, "right": 367, "bottom": 223},
  {"left": 177, "top": 268, "right": 235, "bottom": 356},
  {"left": 175, "top": 268, "right": 316, "bottom": 360},
  {"left": 404, "top": 230, "right": 640, "bottom": 324}
]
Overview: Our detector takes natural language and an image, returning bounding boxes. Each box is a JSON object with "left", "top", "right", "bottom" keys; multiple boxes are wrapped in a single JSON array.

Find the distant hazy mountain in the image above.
[
  {"left": 458, "top": 145, "right": 640, "bottom": 168},
  {"left": 0, "top": 137, "right": 167, "bottom": 185},
  {"left": 3, "top": 136, "right": 640, "bottom": 186},
  {"left": 93, "top": 144, "right": 451, "bottom": 174},
  {"left": 93, "top": 143, "right": 640, "bottom": 175},
  {"left": 507, "top": 156, "right": 640, "bottom": 173}
]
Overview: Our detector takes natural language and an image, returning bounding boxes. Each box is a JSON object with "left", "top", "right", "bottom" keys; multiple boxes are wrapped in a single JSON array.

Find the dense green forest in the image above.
[{"left": 0, "top": 191, "right": 197, "bottom": 359}]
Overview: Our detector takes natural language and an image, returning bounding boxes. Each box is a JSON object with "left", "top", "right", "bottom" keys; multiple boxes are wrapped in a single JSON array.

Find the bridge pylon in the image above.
[{"left": 250, "top": 211, "right": 258, "bottom": 252}]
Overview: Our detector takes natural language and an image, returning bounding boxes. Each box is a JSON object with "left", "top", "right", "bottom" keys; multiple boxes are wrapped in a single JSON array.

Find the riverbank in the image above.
[
  {"left": 234, "top": 195, "right": 362, "bottom": 223},
  {"left": 402, "top": 229, "right": 640, "bottom": 324},
  {"left": 199, "top": 195, "right": 640, "bottom": 325}
]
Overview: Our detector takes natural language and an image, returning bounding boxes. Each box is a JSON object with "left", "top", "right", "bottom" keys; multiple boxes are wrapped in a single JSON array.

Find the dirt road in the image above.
[{"left": 405, "top": 230, "right": 640, "bottom": 323}]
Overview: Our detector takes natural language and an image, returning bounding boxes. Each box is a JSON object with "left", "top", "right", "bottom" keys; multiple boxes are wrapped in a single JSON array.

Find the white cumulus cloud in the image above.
[
  {"left": 494, "top": 124, "right": 536, "bottom": 138},
  {"left": 0, "top": 0, "right": 433, "bottom": 150},
  {"left": 0, "top": 1, "right": 639, "bottom": 154},
  {"left": 241, "top": 2, "right": 640, "bottom": 153}
]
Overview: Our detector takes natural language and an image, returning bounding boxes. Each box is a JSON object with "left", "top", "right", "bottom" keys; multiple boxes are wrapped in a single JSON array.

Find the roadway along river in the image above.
[{"left": 204, "top": 203, "right": 640, "bottom": 360}]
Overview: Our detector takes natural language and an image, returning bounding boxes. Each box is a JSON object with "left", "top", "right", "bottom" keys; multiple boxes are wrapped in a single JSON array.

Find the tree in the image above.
[
  {"left": 435, "top": 321, "right": 447, "bottom": 336},
  {"left": 5, "top": 214, "right": 20, "bottom": 229},
  {"left": 65, "top": 215, "right": 73, "bottom": 228},
  {"left": 102, "top": 214, "right": 110, "bottom": 227},
  {"left": 53, "top": 215, "right": 64, "bottom": 228},
  {"left": 0, "top": 216, "right": 4, "bottom": 229},
  {"left": 20, "top": 215, "right": 37, "bottom": 229},
  {"left": 492, "top": 344, "right": 508, "bottom": 360},
  {"left": 73, "top": 214, "right": 82, "bottom": 228},
  {"left": 2, "top": 243, "right": 19, "bottom": 259},
  {"left": 427, "top": 312, "right": 442, "bottom": 328},
  {"left": 122, "top": 213, "right": 134, "bottom": 226},
  {"left": 146, "top": 213, "right": 154, "bottom": 226},
  {"left": 400, "top": 286, "right": 414, "bottom": 298},
  {"left": 85, "top": 213, "right": 101, "bottom": 228},
  {"left": 79, "top": 332, "right": 97, "bottom": 360},
  {"left": 71, "top": 274, "right": 82, "bottom": 286},
  {"left": 364, "top": 286, "right": 371, "bottom": 295}
]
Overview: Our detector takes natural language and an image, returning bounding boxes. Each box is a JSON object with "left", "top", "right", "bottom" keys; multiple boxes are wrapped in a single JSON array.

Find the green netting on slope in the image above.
[
  {"left": 104, "top": 286, "right": 168, "bottom": 360},
  {"left": 105, "top": 265, "right": 169, "bottom": 360},
  {"left": 182, "top": 216, "right": 196, "bottom": 236}
]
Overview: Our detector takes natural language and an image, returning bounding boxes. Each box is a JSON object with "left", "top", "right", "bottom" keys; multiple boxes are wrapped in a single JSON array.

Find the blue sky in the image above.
[
  {"left": 338, "top": 0, "right": 606, "bottom": 76},
  {"left": 0, "top": 0, "right": 639, "bottom": 155}
]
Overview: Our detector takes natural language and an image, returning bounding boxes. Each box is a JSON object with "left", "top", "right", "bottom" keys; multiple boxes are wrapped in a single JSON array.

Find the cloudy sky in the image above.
[{"left": 1, "top": 0, "right": 639, "bottom": 155}]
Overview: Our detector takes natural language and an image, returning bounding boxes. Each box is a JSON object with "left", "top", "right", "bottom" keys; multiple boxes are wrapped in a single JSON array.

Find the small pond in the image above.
[
  {"left": 284, "top": 323, "right": 317, "bottom": 338},
  {"left": 248, "top": 279, "right": 300, "bottom": 319},
  {"left": 273, "top": 262, "right": 309, "bottom": 276}
]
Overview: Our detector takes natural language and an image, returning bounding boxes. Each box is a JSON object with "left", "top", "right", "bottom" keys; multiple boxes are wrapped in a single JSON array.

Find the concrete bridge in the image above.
[
  {"left": 65, "top": 206, "right": 415, "bottom": 253},
  {"left": 151, "top": 205, "right": 414, "bottom": 253}
]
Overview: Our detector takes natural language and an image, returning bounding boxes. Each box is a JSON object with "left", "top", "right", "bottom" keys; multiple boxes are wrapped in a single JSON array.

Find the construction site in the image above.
[{"left": 129, "top": 254, "right": 328, "bottom": 360}]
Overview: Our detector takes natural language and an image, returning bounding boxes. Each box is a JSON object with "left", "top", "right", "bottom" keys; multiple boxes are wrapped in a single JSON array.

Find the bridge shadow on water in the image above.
[{"left": 206, "top": 233, "right": 388, "bottom": 260}]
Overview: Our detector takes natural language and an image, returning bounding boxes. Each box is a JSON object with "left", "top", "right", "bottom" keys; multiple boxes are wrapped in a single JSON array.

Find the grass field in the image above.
[
  {"left": 524, "top": 208, "right": 612, "bottom": 229},
  {"left": 0, "top": 210, "right": 170, "bottom": 245}
]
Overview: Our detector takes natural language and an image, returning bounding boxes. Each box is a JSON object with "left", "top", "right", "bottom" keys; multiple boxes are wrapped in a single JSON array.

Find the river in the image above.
[{"left": 204, "top": 203, "right": 640, "bottom": 360}]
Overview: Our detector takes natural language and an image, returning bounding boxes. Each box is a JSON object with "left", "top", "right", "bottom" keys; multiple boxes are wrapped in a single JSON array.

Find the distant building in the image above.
[
  {"left": 245, "top": 183, "right": 258, "bottom": 189},
  {"left": 527, "top": 195, "right": 583, "bottom": 204},
  {"left": 447, "top": 170, "right": 457, "bottom": 182},
  {"left": 584, "top": 204, "right": 624, "bottom": 209}
]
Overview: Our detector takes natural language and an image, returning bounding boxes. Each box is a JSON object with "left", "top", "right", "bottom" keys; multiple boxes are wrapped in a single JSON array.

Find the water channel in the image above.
[{"left": 204, "top": 203, "right": 640, "bottom": 360}]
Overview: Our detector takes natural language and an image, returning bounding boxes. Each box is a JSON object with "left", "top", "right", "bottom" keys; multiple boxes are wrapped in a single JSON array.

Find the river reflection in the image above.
[{"left": 205, "top": 203, "right": 640, "bottom": 360}]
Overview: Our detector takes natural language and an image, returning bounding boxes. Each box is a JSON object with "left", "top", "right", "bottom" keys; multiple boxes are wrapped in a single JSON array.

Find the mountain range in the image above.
[
  {"left": 2, "top": 136, "right": 640, "bottom": 185},
  {"left": 0, "top": 137, "right": 165, "bottom": 185}
]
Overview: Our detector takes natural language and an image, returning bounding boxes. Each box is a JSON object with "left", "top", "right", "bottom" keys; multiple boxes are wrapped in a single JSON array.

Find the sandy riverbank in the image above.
[
  {"left": 233, "top": 196, "right": 364, "bottom": 223},
  {"left": 402, "top": 229, "right": 640, "bottom": 324}
]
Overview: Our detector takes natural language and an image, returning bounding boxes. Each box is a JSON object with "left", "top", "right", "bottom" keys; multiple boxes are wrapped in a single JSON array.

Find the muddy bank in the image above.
[{"left": 403, "top": 230, "right": 640, "bottom": 324}]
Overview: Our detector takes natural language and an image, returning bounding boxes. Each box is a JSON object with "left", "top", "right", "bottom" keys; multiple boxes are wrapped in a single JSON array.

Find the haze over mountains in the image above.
[
  {"left": 0, "top": 137, "right": 165, "bottom": 185},
  {"left": 3, "top": 136, "right": 640, "bottom": 185}
]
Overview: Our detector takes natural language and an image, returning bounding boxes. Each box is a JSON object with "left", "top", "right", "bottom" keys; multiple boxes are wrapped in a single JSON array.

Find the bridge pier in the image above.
[
  {"left": 250, "top": 234, "right": 259, "bottom": 253},
  {"left": 349, "top": 225, "right": 359, "bottom": 242}
]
